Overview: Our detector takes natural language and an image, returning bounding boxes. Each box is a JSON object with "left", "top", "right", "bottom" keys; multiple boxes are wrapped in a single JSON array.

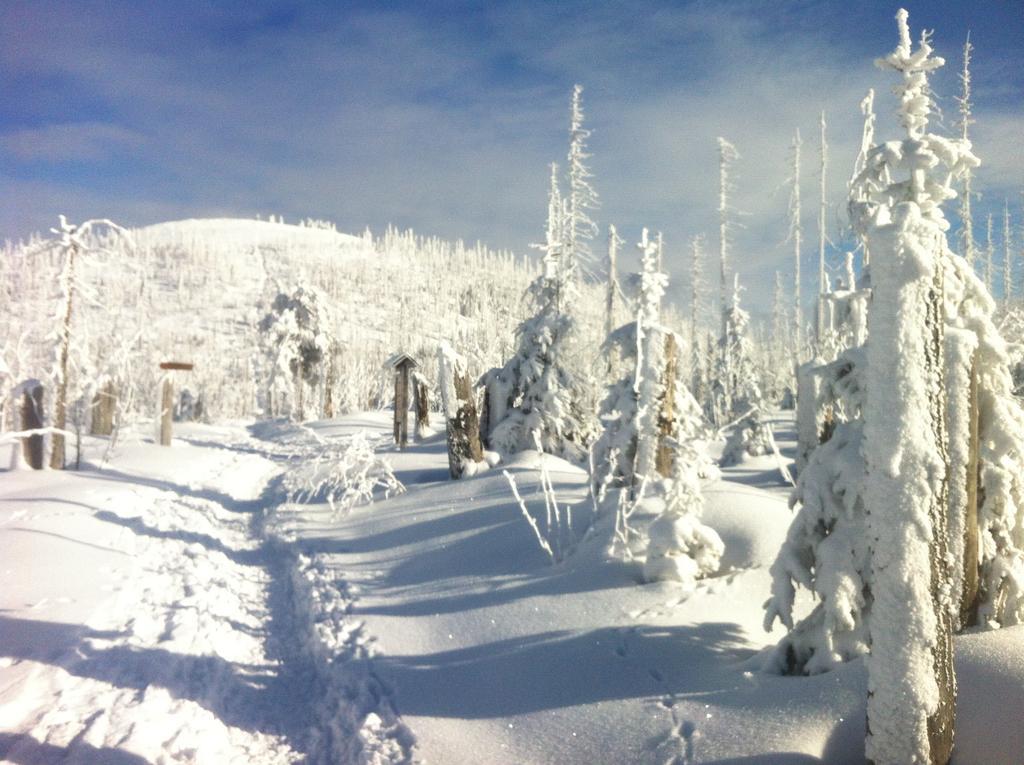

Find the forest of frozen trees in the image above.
[{"left": 2, "top": 5, "right": 1024, "bottom": 765}]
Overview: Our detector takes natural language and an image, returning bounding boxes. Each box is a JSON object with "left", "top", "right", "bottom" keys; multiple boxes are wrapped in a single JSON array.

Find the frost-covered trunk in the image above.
[
  {"left": 945, "top": 330, "right": 981, "bottom": 629},
  {"left": 864, "top": 204, "right": 955, "bottom": 765},
  {"left": 20, "top": 381, "right": 45, "bottom": 470},
  {"left": 90, "top": 379, "right": 116, "bottom": 436},
  {"left": 655, "top": 333, "right": 679, "bottom": 477},
  {"left": 439, "top": 343, "right": 483, "bottom": 479},
  {"left": 51, "top": 240, "right": 78, "bottom": 469}
]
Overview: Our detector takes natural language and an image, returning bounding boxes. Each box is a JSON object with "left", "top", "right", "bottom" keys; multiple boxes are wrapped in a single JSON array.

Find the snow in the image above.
[{"left": 1, "top": 409, "right": 1021, "bottom": 762}]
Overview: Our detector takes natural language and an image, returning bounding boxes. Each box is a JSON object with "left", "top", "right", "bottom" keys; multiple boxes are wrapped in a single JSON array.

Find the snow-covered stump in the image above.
[
  {"left": 412, "top": 372, "right": 430, "bottom": 441},
  {"left": 90, "top": 380, "right": 116, "bottom": 436},
  {"left": 17, "top": 380, "right": 45, "bottom": 470},
  {"left": 438, "top": 343, "right": 483, "bottom": 479}
]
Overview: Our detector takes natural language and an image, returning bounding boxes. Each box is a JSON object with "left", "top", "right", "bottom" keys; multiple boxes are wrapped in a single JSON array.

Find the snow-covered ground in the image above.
[{"left": 1, "top": 413, "right": 1022, "bottom": 763}]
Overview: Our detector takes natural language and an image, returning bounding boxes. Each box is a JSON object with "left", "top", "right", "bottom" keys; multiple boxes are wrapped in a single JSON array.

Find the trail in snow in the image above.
[{"left": 0, "top": 423, "right": 415, "bottom": 765}]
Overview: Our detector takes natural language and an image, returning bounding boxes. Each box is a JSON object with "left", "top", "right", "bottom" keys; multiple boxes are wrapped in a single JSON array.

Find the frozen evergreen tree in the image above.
[
  {"left": 566, "top": 84, "right": 599, "bottom": 283},
  {"left": 259, "top": 284, "right": 337, "bottom": 421},
  {"left": 956, "top": 34, "right": 976, "bottom": 267},
  {"left": 642, "top": 454, "right": 724, "bottom": 584},
  {"left": 486, "top": 164, "right": 585, "bottom": 459},
  {"left": 718, "top": 276, "right": 775, "bottom": 466},
  {"left": 787, "top": 130, "right": 804, "bottom": 357}
]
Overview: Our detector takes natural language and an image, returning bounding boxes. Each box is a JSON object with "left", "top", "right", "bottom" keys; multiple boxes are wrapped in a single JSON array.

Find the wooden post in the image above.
[
  {"left": 385, "top": 354, "right": 418, "bottom": 449},
  {"left": 19, "top": 381, "right": 44, "bottom": 470},
  {"left": 90, "top": 380, "right": 116, "bottom": 436},
  {"left": 655, "top": 333, "right": 679, "bottom": 477},
  {"left": 160, "top": 378, "right": 173, "bottom": 446}
]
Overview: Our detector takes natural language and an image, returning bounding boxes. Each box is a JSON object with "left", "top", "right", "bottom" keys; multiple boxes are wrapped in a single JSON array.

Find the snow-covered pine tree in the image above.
[
  {"left": 605, "top": 224, "right": 623, "bottom": 368},
  {"left": 765, "top": 13, "right": 996, "bottom": 764},
  {"left": 788, "top": 130, "right": 804, "bottom": 358},
  {"left": 718, "top": 275, "right": 775, "bottom": 465},
  {"left": 566, "top": 84, "right": 599, "bottom": 284},
  {"left": 956, "top": 34, "right": 976, "bottom": 268},
  {"left": 688, "top": 234, "right": 709, "bottom": 407},
  {"left": 485, "top": 164, "right": 585, "bottom": 459},
  {"left": 258, "top": 284, "right": 337, "bottom": 421},
  {"left": 857, "top": 13, "right": 963, "bottom": 759},
  {"left": 592, "top": 230, "right": 720, "bottom": 580}
]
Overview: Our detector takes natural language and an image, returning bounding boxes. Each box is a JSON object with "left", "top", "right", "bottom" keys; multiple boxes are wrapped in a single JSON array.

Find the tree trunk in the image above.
[
  {"left": 51, "top": 243, "right": 78, "bottom": 470},
  {"left": 446, "top": 369, "right": 483, "bottom": 479},
  {"left": 90, "top": 381, "right": 116, "bottom": 436},
  {"left": 962, "top": 350, "right": 981, "bottom": 626},
  {"left": 925, "top": 268, "right": 956, "bottom": 765},
  {"left": 159, "top": 378, "right": 173, "bottom": 446},
  {"left": 394, "top": 365, "right": 410, "bottom": 449},
  {"left": 21, "top": 383, "right": 44, "bottom": 470},
  {"left": 655, "top": 333, "right": 678, "bottom": 477},
  {"left": 414, "top": 375, "right": 430, "bottom": 441}
]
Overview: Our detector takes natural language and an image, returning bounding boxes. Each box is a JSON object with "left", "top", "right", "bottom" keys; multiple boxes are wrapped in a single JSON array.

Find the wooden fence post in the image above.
[{"left": 18, "top": 381, "right": 44, "bottom": 470}]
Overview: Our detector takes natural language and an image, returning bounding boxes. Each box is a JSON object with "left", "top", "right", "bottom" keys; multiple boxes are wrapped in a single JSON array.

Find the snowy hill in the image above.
[{"left": 1, "top": 216, "right": 594, "bottom": 430}]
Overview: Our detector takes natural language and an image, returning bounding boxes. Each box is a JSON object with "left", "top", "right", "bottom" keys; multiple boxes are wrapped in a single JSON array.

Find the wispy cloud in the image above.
[{"left": 1, "top": 1, "right": 1021, "bottom": 314}]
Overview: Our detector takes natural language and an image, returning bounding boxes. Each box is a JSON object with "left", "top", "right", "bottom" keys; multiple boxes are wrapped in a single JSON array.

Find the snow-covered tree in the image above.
[
  {"left": 48, "top": 216, "right": 131, "bottom": 469},
  {"left": 605, "top": 224, "right": 623, "bottom": 357},
  {"left": 565, "top": 84, "right": 599, "bottom": 284},
  {"left": 258, "top": 284, "right": 337, "bottom": 421},
  {"left": 688, "top": 234, "right": 709, "bottom": 407},
  {"left": 717, "top": 137, "right": 740, "bottom": 335},
  {"left": 642, "top": 455, "right": 724, "bottom": 584},
  {"left": 486, "top": 165, "right": 585, "bottom": 459},
  {"left": 787, "top": 130, "right": 804, "bottom": 357},
  {"left": 765, "top": 13, "right": 991, "bottom": 764},
  {"left": 718, "top": 275, "right": 775, "bottom": 465},
  {"left": 956, "top": 34, "right": 976, "bottom": 267}
]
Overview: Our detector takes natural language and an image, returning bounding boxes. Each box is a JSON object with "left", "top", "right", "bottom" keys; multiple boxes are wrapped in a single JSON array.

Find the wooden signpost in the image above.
[{"left": 385, "top": 353, "right": 418, "bottom": 449}]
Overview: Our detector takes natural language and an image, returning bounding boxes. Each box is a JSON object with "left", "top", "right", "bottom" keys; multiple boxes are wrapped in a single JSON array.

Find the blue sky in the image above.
[{"left": 2, "top": 0, "right": 1021, "bottom": 314}]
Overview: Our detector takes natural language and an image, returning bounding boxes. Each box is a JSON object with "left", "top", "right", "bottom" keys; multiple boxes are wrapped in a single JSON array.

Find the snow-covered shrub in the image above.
[
  {"left": 642, "top": 456, "right": 724, "bottom": 584},
  {"left": 284, "top": 430, "right": 404, "bottom": 515}
]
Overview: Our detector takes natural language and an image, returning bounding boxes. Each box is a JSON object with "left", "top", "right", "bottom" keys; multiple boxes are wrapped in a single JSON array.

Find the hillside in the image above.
[{"left": 2, "top": 217, "right": 621, "bottom": 433}]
